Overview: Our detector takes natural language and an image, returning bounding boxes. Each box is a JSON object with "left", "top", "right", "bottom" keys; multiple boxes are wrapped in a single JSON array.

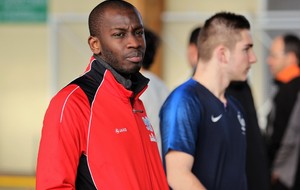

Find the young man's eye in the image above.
[{"left": 243, "top": 48, "right": 250, "bottom": 53}]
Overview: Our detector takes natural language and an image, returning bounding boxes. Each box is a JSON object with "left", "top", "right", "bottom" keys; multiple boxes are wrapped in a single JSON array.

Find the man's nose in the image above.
[{"left": 127, "top": 34, "right": 142, "bottom": 48}]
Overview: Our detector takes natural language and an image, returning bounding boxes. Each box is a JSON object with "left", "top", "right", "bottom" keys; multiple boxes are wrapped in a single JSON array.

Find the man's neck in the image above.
[
  {"left": 93, "top": 55, "right": 132, "bottom": 89},
  {"left": 193, "top": 63, "right": 228, "bottom": 104}
]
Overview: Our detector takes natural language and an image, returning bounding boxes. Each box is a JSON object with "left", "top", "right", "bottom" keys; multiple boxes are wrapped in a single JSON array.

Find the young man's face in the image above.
[
  {"left": 95, "top": 8, "right": 146, "bottom": 76},
  {"left": 228, "top": 29, "right": 257, "bottom": 81}
]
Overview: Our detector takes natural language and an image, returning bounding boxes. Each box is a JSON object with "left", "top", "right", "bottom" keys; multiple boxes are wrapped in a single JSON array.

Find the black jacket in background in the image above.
[
  {"left": 226, "top": 80, "right": 270, "bottom": 190},
  {"left": 266, "top": 77, "right": 300, "bottom": 190}
]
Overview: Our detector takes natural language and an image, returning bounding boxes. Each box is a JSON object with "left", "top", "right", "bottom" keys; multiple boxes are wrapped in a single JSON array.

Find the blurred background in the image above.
[{"left": 1, "top": 0, "right": 300, "bottom": 189}]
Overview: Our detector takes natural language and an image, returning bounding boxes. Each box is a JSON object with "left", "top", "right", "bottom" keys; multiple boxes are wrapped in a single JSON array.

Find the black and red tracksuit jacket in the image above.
[{"left": 36, "top": 56, "right": 169, "bottom": 190}]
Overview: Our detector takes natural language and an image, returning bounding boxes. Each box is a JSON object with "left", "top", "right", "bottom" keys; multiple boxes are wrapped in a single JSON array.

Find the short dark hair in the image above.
[
  {"left": 142, "top": 28, "right": 161, "bottom": 70},
  {"left": 88, "top": 0, "right": 136, "bottom": 37},
  {"left": 198, "top": 12, "right": 251, "bottom": 61},
  {"left": 283, "top": 34, "right": 300, "bottom": 65},
  {"left": 189, "top": 27, "right": 201, "bottom": 45}
]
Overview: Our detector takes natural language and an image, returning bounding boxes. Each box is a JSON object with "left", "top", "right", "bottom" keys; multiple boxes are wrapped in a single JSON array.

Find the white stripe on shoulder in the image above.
[
  {"left": 86, "top": 69, "right": 108, "bottom": 151},
  {"left": 60, "top": 86, "right": 80, "bottom": 123},
  {"left": 86, "top": 69, "right": 108, "bottom": 189}
]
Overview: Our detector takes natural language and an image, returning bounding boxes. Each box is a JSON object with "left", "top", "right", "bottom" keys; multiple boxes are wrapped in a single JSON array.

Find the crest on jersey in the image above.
[{"left": 237, "top": 112, "right": 246, "bottom": 135}]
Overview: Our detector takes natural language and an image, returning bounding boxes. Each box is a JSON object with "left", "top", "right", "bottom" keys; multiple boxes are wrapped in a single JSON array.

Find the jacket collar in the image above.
[{"left": 275, "top": 63, "right": 300, "bottom": 83}]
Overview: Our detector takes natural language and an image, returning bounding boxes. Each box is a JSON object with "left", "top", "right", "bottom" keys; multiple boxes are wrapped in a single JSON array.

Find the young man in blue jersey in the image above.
[
  {"left": 187, "top": 25, "right": 270, "bottom": 190},
  {"left": 160, "top": 12, "right": 257, "bottom": 190}
]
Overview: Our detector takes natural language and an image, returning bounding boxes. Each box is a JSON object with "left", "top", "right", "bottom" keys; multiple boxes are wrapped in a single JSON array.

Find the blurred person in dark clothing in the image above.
[{"left": 265, "top": 33, "right": 300, "bottom": 190}]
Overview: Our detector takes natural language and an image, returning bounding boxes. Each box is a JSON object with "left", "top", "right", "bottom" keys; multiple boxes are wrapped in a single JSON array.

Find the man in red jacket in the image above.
[{"left": 36, "top": 1, "right": 169, "bottom": 189}]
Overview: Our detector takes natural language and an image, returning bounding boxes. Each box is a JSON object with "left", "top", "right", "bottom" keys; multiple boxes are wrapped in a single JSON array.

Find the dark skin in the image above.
[{"left": 88, "top": 7, "right": 145, "bottom": 77}]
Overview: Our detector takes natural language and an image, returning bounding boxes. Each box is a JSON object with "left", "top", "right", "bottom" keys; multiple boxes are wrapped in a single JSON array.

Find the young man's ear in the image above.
[
  {"left": 88, "top": 36, "right": 101, "bottom": 54},
  {"left": 216, "top": 45, "right": 229, "bottom": 64}
]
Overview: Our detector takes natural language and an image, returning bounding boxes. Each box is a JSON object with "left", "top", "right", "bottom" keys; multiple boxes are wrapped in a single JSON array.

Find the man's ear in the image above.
[
  {"left": 216, "top": 45, "right": 229, "bottom": 64},
  {"left": 287, "top": 52, "right": 298, "bottom": 65},
  {"left": 88, "top": 36, "right": 101, "bottom": 54}
]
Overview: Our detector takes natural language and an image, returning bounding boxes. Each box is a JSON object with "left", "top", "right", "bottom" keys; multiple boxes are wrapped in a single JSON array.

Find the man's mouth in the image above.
[{"left": 126, "top": 52, "right": 143, "bottom": 63}]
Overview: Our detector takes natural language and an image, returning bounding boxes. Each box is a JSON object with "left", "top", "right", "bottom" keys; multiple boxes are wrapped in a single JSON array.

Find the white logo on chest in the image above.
[
  {"left": 115, "top": 128, "right": 127, "bottom": 134},
  {"left": 211, "top": 114, "right": 222, "bottom": 122},
  {"left": 237, "top": 112, "right": 246, "bottom": 135},
  {"left": 142, "top": 116, "right": 153, "bottom": 132},
  {"left": 142, "top": 116, "right": 157, "bottom": 142}
]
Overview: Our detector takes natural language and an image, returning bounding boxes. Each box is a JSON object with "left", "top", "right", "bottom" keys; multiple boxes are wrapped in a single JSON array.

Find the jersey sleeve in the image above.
[
  {"left": 160, "top": 87, "right": 201, "bottom": 158},
  {"left": 36, "top": 85, "right": 90, "bottom": 189}
]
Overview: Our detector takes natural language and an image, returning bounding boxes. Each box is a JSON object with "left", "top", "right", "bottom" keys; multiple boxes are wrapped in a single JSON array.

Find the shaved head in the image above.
[
  {"left": 198, "top": 12, "right": 251, "bottom": 62},
  {"left": 88, "top": 0, "right": 139, "bottom": 38}
]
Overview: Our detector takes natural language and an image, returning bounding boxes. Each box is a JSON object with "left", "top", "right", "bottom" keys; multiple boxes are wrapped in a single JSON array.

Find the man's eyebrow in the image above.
[
  {"left": 111, "top": 25, "right": 143, "bottom": 31},
  {"left": 111, "top": 26, "right": 127, "bottom": 31}
]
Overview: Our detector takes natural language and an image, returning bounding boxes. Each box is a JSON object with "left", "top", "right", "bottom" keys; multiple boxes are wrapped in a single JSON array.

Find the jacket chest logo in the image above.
[
  {"left": 237, "top": 112, "right": 246, "bottom": 135},
  {"left": 142, "top": 116, "right": 157, "bottom": 142}
]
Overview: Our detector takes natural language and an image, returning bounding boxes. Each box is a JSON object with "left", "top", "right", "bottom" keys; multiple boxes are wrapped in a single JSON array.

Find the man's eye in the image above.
[
  {"left": 243, "top": 48, "right": 250, "bottom": 53},
  {"left": 113, "top": 33, "right": 125, "bottom": 37},
  {"left": 135, "top": 30, "right": 144, "bottom": 35}
]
